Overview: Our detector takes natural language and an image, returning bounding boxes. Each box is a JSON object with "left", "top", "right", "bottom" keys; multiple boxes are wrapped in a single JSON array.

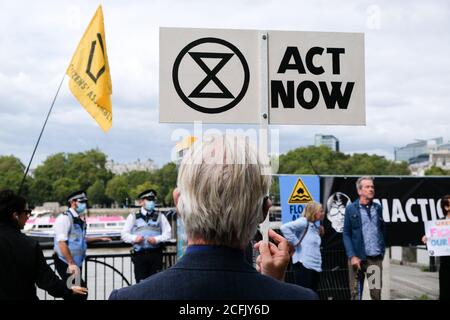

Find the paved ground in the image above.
[{"left": 390, "top": 263, "right": 439, "bottom": 300}]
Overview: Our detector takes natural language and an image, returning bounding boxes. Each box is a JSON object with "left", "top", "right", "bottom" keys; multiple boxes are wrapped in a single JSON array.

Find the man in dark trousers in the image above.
[
  {"left": 121, "top": 189, "right": 172, "bottom": 283},
  {"left": 0, "top": 189, "right": 87, "bottom": 300},
  {"left": 343, "top": 176, "right": 386, "bottom": 300}
]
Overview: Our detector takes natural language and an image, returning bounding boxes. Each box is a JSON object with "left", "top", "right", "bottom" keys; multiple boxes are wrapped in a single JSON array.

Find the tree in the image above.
[
  {"left": 66, "top": 149, "right": 113, "bottom": 191},
  {"left": 278, "top": 146, "right": 410, "bottom": 175},
  {"left": 105, "top": 175, "right": 129, "bottom": 206},
  {"left": 425, "top": 166, "right": 450, "bottom": 176},
  {"left": 87, "top": 180, "right": 110, "bottom": 207},
  {"left": 30, "top": 153, "right": 66, "bottom": 204},
  {"left": 29, "top": 149, "right": 113, "bottom": 205},
  {"left": 152, "top": 162, "right": 178, "bottom": 206},
  {"left": 124, "top": 170, "right": 153, "bottom": 189},
  {"left": 130, "top": 182, "right": 159, "bottom": 202},
  {"left": 52, "top": 178, "right": 80, "bottom": 204},
  {"left": 0, "top": 156, "right": 28, "bottom": 195}
]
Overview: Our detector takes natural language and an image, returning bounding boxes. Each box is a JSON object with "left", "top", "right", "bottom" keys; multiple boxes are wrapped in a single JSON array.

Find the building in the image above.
[
  {"left": 106, "top": 158, "right": 158, "bottom": 175},
  {"left": 396, "top": 137, "right": 450, "bottom": 175},
  {"left": 314, "top": 134, "right": 340, "bottom": 152},
  {"left": 394, "top": 137, "right": 443, "bottom": 163}
]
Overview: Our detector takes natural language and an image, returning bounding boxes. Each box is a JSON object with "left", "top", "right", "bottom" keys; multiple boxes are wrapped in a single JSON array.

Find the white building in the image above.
[{"left": 106, "top": 159, "right": 158, "bottom": 174}]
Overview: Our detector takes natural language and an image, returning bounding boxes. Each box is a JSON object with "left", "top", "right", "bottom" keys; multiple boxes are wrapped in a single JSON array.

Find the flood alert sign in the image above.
[
  {"left": 279, "top": 175, "right": 320, "bottom": 223},
  {"left": 269, "top": 31, "right": 365, "bottom": 125}
]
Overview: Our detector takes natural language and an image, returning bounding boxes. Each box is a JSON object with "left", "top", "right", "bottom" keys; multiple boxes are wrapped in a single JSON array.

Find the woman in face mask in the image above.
[
  {"left": 0, "top": 189, "right": 88, "bottom": 300},
  {"left": 280, "top": 201, "right": 325, "bottom": 293}
]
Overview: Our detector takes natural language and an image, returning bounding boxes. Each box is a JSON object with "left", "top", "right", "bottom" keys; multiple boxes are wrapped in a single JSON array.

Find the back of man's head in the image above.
[
  {"left": 0, "top": 189, "right": 26, "bottom": 224},
  {"left": 177, "top": 134, "right": 271, "bottom": 249}
]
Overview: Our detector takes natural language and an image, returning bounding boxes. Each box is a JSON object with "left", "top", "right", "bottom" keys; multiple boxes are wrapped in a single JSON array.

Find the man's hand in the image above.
[
  {"left": 422, "top": 235, "right": 428, "bottom": 244},
  {"left": 147, "top": 237, "right": 157, "bottom": 245},
  {"left": 134, "top": 235, "right": 144, "bottom": 244},
  {"left": 254, "top": 229, "right": 290, "bottom": 282},
  {"left": 67, "top": 264, "right": 79, "bottom": 275},
  {"left": 100, "top": 237, "right": 112, "bottom": 242},
  {"left": 71, "top": 286, "right": 88, "bottom": 295},
  {"left": 350, "top": 256, "right": 361, "bottom": 270}
]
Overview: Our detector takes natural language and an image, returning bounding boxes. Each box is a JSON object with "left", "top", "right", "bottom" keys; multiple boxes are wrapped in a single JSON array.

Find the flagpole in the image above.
[{"left": 18, "top": 74, "right": 66, "bottom": 195}]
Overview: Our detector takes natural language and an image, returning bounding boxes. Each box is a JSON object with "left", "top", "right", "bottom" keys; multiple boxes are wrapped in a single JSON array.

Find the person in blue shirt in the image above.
[
  {"left": 343, "top": 176, "right": 385, "bottom": 300},
  {"left": 280, "top": 201, "right": 324, "bottom": 292}
]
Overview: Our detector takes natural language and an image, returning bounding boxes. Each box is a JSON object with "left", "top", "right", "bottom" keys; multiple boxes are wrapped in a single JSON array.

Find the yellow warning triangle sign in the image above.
[{"left": 288, "top": 178, "right": 314, "bottom": 204}]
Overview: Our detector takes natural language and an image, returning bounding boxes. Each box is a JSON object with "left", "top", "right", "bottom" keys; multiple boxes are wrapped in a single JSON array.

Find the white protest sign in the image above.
[
  {"left": 268, "top": 31, "right": 365, "bottom": 125},
  {"left": 160, "top": 27, "right": 261, "bottom": 124},
  {"left": 424, "top": 219, "right": 450, "bottom": 257},
  {"left": 160, "top": 27, "right": 365, "bottom": 125}
]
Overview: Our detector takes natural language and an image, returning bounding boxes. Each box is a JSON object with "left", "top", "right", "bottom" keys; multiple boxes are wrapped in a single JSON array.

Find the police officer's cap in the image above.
[
  {"left": 67, "top": 190, "right": 88, "bottom": 203},
  {"left": 138, "top": 189, "right": 157, "bottom": 200}
]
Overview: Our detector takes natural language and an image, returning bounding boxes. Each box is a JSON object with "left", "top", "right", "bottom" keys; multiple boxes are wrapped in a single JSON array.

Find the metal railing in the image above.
[{"left": 39, "top": 249, "right": 177, "bottom": 300}]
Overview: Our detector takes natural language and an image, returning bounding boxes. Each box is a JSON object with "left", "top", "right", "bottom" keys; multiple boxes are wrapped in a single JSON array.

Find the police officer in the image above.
[
  {"left": 121, "top": 189, "right": 172, "bottom": 283},
  {"left": 53, "top": 190, "right": 110, "bottom": 297}
]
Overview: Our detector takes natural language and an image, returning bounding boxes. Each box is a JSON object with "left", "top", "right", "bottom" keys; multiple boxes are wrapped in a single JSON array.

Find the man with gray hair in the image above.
[
  {"left": 343, "top": 176, "right": 385, "bottom": 300},
  {"left": 109, "top": 134, "right": 317, "bottom": 300}
]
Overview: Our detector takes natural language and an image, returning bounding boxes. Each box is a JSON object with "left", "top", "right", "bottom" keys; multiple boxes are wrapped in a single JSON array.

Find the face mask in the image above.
[
  {"left": 76, "top": 202, "right": 87, "bottom": 214},
  {"left": 145, "top": 200, "right": 155, "bottom": 212}
]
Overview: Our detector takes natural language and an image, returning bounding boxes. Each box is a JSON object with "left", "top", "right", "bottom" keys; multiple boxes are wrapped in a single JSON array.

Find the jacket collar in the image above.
[{"left": 173, "top": 245, "right": 256, "bottom": 272}]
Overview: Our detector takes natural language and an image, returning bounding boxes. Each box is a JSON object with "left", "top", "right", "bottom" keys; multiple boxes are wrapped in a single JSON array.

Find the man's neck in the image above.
[
  {"left": 69, "top": 207, "right": 79, "bottom": 216},
  {"left": 359, "top": 198, "right": 372, "bottom": 206},
  {"left": 187, "top": 238, "right": 244, "bottom": 250},
  {"left": 188, "top": 238, "right": 210, "bottom": 246}
]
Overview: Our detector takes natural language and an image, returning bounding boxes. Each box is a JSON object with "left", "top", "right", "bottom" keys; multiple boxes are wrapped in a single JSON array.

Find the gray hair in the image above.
[
  {"left": 356, "top": 176, "right": 374, "bottom": 190},
  {"left": 176, "top": 134, "right": 271, "bottom": 248}
]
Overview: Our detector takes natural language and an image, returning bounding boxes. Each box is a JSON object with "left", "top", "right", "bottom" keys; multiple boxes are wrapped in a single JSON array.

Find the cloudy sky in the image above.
[{"left": 1, "top": 0, "right": 449, "bottom": 169}]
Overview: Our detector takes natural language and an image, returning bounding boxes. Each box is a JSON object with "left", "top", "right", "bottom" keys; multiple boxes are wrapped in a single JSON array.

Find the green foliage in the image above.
[
  {"left": 425, "top": 166, "right": 450, "bottom": 176},
  {"left": 52, "top": 177, "right": 80, "bottom": 204},
  {"left": 87, "top": 180, "right": 110, "bottom": 207},
  {"left": 278, "top": 146, "right": 410, "bottom": 175},
  {"left": 105, "top": 175, "right": 129, "bottom": 206},
  {"left": 151, "top": 162, "right": 178, "bottom": 206},
  {"left": 30, "top": 149, "right": 113, "bottom": 205},
  {"left": 0, "top": 155, "right": 27, "bottom": 194},
  {"left": 130, "top": 181, "right": 159, "bottom": 201}
]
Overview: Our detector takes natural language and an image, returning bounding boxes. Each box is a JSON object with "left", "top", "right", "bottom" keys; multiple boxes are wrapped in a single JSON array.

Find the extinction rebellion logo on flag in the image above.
[{"left": 66, "top": 5, "right": 113, "bottom": 132}]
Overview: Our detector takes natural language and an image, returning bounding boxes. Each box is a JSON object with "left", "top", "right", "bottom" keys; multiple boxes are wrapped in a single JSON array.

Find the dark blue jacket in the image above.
[
  {"left": 109, "top": 246, "right": 318, "bottom": 300},
  {"left": 342, "top": 200, "right": 385, "bottom": 260}
]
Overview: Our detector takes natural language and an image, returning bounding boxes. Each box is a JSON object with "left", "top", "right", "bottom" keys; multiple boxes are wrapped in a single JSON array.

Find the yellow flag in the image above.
[{"left": 66, "top": 5, "right": 112, "bottom": 132}]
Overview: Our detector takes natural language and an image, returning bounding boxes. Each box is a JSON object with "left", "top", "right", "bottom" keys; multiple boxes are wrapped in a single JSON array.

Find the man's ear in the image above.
[{"left": 173, "top": 188, "right": 180, "bottom": 208}]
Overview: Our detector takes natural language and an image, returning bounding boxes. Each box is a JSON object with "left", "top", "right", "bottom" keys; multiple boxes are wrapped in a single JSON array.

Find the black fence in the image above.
[
  {"left": 39, "top": 249, "right": 177, "bottom": 300},
  {"left": 283, "top": 248, "right": 351, "bottom": 300}
]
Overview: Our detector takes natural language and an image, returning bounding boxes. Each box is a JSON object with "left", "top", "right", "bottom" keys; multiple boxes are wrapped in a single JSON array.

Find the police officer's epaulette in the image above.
[{"left": 134, "top": 211, "right": 144, "bottom": 220}]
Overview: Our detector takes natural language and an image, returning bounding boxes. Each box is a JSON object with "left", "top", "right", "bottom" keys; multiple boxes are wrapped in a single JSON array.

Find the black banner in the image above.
[
  {"left": 321, "top": 176, "right": 450, "bottom": 247},
  {"left": 316, "top": 176, "right": 450, "bottom": 300}
]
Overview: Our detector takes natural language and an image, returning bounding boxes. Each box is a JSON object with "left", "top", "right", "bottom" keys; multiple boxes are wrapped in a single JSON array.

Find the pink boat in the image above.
[{"left": 24, "top": 210, "right": 125, "bottom": 242}]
